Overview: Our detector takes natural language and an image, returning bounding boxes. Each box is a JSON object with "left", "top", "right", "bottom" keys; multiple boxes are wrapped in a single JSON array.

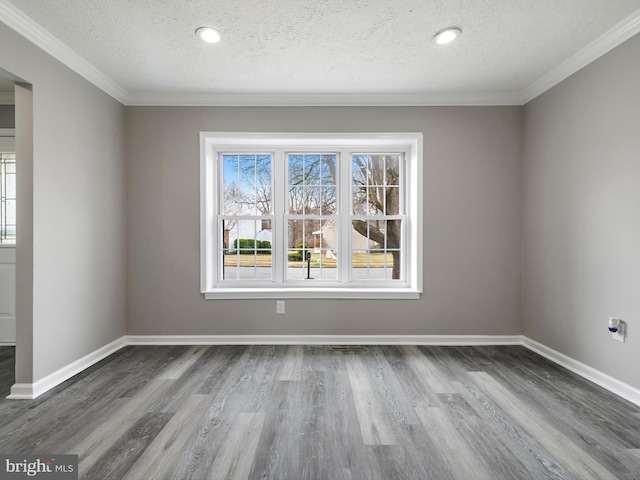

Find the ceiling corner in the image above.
[
  {"left": 0, "top": 0, "right": 128, "bottom": 104},
  {"left": 520, "top": 6, "right": 640, "bottom": 104}
]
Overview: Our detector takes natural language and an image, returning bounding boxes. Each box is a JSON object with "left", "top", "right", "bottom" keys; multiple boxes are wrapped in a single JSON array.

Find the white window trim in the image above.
[{"left": 200, "top": 132, "right": 423, "bottom": 299}]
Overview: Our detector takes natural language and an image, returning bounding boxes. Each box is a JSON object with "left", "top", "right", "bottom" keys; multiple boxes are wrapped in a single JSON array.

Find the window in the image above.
[
  {"left": 0, "top": 153, "right": 16, "bottom": 245},
  {"left": 200, "top": 133, "right": 422, "bottom": 299}
]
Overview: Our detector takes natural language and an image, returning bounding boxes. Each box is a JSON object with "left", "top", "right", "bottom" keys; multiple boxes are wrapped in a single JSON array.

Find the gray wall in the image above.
[
  {"left": 523, "top": 34, "right": 640, "bottom": 389},
  {"left": 14, "top": 84, "right": 33, "bottom": 385},
  {"left": 0, "top": 23, "right": 126, "bottom": 383},
  {"left": 0, "top": 104, "right": 14, "bottom": 128},
  {"left": 126, "top": 106, "right": 522, "bottom": 336}
]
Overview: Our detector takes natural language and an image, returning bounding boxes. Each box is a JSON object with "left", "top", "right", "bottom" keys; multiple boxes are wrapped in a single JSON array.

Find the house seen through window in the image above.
[{"left": 201, "top": 133, "right": 422, "bottom": 299}]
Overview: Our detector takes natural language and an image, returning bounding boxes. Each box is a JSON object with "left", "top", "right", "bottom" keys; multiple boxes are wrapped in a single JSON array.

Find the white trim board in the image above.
[
  {"left": 522, "top": 337, "right": 640, "bottom": 407},
  {"left": 521, "top": 6, "right": 640, "bottom": 103},
  {"left": 6, "top": 336, "right": 126, "bottom": 400},
  {"left": 125, "top": 91, "right": 525, "bottom": 107},
  {"left": 7, "top": 334, "right": 640, "bottom": 407},
  {"left": 0, "top": 0, "right": 127, "bottom": 103},
  {"left": 5, "top": 334, "right": 522, "bottom": 399},
  {"left": 2, "top": 0, "right": 640, "bottom": 106}
]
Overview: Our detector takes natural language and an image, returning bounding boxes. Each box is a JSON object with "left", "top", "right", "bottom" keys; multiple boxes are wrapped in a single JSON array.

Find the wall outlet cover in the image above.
[{"left": 612, "top": 323, "right": 625, "bottom": 342}]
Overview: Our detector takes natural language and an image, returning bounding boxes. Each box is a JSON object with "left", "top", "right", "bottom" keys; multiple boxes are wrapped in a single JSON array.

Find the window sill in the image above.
[{"left": 203, "top": 287, "right": 421, "bottom": 300}]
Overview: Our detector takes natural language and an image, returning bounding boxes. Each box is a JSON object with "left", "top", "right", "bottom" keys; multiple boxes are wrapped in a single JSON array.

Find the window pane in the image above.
[
  {"left": 321, "top": 155, "right": 337, "bottom": 185},
  {"left": 305, "top": 155, "right": 322, "bottom": 185},
  {"left": 288, "top": 155, "right": 304, "bottom": 184},
  {"left": 385, "top": 186, "right": 400, "bottom": 215},
  {"left": 223, "top": 154, "right": 239, "bottom": 186},
  {"left": 288, "top": 186, "right": 304, "bottom": 214},
  {"left": 222, "top": 219, "right": 272, "bottom": 280},
  {"left": 254, "top": 186, "right": 272, "bottom": 215},
  {"left": 1, "top": 154, "right": 16, "bottom": 243},
  {"left": 6, "top": 173, "right": 16, "bottom": 198},
  {"left": 255, "top": 155, "right": 272, "bottom": 184},
  {"left": 287, "top": 218, "right": 338, "bottom": 280},
  {"left": 239, "top": 155, "right": 257, "bottom": 185},
  {"left": 352, "top": 155, "right": 369, "bottom": 186},
  {"left": 222, "top": 154, "right": 272, "bottom": 215},
  {"left": 320, "top": 186, "right": 337, "bottom": 215},
  {"left": 288, "top": 219, "right": 317, "bottom": 253},
  {"left": 351, "top": 219, "right": 402, "bottom": 280},
  {"left": 351, "top": 251, "right": 395, "bottom": 280},
  {"left": 369, "top": 155, "right": 385, "bottom": 185},
  {"left": 288, "top": 154, "right": 337, "bottom": 213},
  {"left": 223, "top": 185, "right": 243, "bottom": 215},
  {"left": 351, "top": 154, "right": 402, "bottom": 216},
  {"left": 6, "top": 200, "right": 16, "bottom": 224},
  {"left": 386, "top": 156, "right": 400, "bottom": 185}
]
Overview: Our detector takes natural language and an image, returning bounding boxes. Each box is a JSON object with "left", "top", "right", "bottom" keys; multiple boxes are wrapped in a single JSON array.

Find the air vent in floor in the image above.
[{"left": 329, "top": 345, "right": 368, "bottom": 352}]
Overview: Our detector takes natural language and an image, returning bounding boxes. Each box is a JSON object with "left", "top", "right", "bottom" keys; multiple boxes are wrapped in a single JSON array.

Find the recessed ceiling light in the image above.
[
  {"left": 195, "top": 27, "right": 221, "bottom": 44},
  {"left": 434, "top": 27, "right": 462, "bottom": 45}
]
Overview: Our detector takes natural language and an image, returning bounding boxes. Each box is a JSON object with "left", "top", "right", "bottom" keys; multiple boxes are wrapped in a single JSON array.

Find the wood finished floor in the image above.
[{"left": 0, "top": 345, "right": 639, "bottom": 480}]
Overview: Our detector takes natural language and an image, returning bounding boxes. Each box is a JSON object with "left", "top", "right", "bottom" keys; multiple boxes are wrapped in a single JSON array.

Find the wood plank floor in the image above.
[{"left": 0, "top": 345, "right": 639, "bottom": 479}]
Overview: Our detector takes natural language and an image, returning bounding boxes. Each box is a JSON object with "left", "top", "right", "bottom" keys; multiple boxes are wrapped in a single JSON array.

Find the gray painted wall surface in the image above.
[
  {"left": 126, "top": 106, "right": 522, "bottom": 336},
  {"left": 5, "top": 7, "right": 636, "bottom": 394},
  {"left": 14, "top": 84, "right": 33, "bottom": 385},
  {"left": 0, "top": 23, "right": 126, "bottom": 382},
  {"left": 0, "top": 105, "right": 14, "bottom": 128},
  {"left": 523, "top": 34, "right": 640, "bottom": 389}
]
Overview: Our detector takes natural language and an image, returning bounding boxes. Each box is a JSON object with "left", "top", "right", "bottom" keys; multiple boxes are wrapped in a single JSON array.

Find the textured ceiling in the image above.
[{"left": 4, "top": 0, "right": 640, "bottom": 101}]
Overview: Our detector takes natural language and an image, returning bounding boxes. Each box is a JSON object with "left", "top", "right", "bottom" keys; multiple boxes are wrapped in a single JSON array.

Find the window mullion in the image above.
[
  {"left": 339, "top": 148, "right": 351, "bottom": 284},
  {"left": 273, "top": 148, "right": 285, "bottom": 285},
  {"left": 207, "top": 148, "right": 220, "bottom": 290}
]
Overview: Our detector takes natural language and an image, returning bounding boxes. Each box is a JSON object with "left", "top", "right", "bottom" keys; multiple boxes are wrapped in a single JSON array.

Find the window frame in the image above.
[
  {"left": 0, "top": 129, "right": 16, "bottom": 245},
  {"left": 200, "top": 132, "right": 423, "bottom": 299}
]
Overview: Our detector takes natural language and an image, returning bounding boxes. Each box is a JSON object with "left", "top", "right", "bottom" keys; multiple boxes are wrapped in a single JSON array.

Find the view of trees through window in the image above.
[
  {"left": 352, "top": 154, "right": 402, "bottom": 280},
  {"left": 219, "top": 151, "right": 403, "bottom": 282}
]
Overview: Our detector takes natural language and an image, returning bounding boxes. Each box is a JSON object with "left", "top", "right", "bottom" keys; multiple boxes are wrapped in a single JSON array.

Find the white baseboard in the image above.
[
  {"left": 6, "top": 334, "right": 638, "bottom": 407},
  {"left": 6, "top": 336, "right": 126, "bottom": 400},
  {"left": 6, "top": 383, "right": 33, "bottom": 400},
  {"left": 125, "top": 334, "right": 524, "bottom": 346},
  {"left": 6, "top": 334, "right": 521, "bottom": 400},
  {"left": 522, "top": 337, "right": 640, "bottom": 407}
]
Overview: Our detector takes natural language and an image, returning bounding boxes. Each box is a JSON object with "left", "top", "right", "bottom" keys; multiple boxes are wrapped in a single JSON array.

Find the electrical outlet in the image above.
[
  {"left": 612, "top": 322, "right": 625, "bottom": 342},
  {"left": 276, "top": 300, "right": 285, "bottom": 315}
]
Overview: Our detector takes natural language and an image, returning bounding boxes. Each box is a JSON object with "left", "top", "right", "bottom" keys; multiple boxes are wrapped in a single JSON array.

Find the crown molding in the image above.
[
  {"left": 123, "top": 91, "right": 525, "bottom": 107},
  {"left": 2, "top": 0, "right": 640, "bottom": 107},
  {"left": 521, "top": 6, "right": 640, "bottom": 104},
  {"left": 0, "top": 0, "right": 127, "bottom": 103}
]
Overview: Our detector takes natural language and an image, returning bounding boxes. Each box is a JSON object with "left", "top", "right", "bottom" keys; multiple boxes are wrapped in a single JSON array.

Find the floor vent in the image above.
[{"left": 329, "top": 345, "right": 368, "bottom": 352}]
